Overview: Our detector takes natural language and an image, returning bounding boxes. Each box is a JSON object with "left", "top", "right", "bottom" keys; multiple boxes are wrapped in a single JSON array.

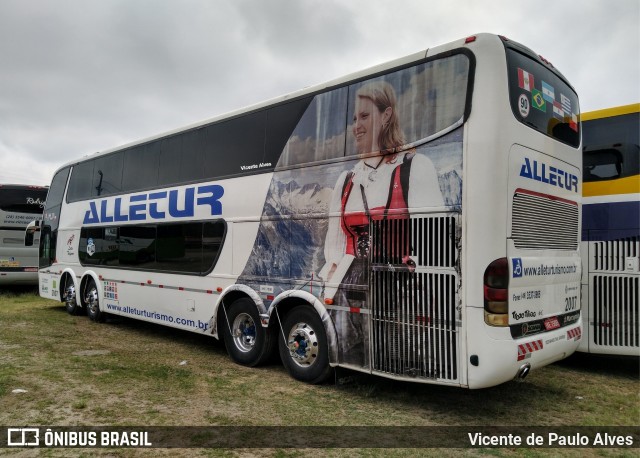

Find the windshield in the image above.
[{"left": 506, "top": 48, "right": 580, "bottom": 148}]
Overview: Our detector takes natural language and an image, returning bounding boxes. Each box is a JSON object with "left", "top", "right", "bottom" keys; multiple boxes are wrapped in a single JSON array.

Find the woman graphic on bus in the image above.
[{"left": 319, "top": 80, "right": 444, "bottom": 366}]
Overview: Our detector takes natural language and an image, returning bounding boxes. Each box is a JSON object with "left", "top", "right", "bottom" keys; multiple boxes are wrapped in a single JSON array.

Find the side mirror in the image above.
[{"left": 25, "top": 219, "right": 41, "bottom": 247}]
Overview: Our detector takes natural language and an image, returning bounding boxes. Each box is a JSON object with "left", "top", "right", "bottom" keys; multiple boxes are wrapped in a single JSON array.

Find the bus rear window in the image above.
[
  {"left": 506, "top": 48, "right": 580, "bottom": 148},
  {"left": 0, "top": 187, "right": 47, "bottom": 214}
]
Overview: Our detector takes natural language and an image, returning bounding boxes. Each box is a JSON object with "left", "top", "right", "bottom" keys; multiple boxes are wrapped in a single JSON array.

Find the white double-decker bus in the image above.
[
  {"left": 33, "top": 34, "right": 582, "bottom": 388},
  {"left": 0, "top": 184, "right": 47, "bottom": 284}
]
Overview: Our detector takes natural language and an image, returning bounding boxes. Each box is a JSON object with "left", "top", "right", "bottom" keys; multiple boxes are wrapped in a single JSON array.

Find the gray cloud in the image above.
[{"left": 0, "top": 0, "right": 637, "bottom": 186}]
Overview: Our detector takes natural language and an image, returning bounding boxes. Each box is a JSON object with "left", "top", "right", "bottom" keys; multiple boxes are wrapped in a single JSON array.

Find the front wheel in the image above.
[
  {"left": 222, "top": 298, "right": 274, "bottom": 367},
  {"left": 84, "top": 279, "right": 105, "bottom": 322},
  {"left": 278, "top": 306, "right": 333, "bottom": 384}
]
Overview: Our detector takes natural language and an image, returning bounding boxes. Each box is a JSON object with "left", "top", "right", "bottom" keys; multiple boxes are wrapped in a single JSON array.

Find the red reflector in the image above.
[
  {"left": 266, "top": 295, "right": 274, "bottom": 300},
  {"left": 159, "top": 285, "right": 164, "bottom": 288},
  {"left": 147, "top": 280, "right": 152, "bottom": 284},
  {"left": 216, "top": 287, "right": 223, "bottom": 293},
  {"left": 206, "top": 290, "right": 213, "bottom": 294},
  {"left": 484, "top": 286, "right": 508, "bottom": 301},
  {"left": 544, "top": 317, "right": 561, "bottom": 331},
  {"left": 179, "top": 287, "right": 184, "bottom": 291},
  {"left": 465, "top": 36, "right": 476, "bottom": 43},
  {"left": 350, "top": 307, "right": 361, "bottom": 313}
]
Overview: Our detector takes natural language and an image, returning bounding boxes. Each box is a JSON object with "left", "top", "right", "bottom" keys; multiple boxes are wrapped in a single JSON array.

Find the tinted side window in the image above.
[
  {"left": 79, "top": 227, "right": 119, "bottom": 266},
  {"left": 277, "top": 89, "right": 348, "bottom": 168},
  {"left": 264, "top": 97, "right": 314, "bottom": 167},
  {"left": 67, "top": 161, "right": 94, "bottom": 202},
  {"left": 119, "top": 225, "right": 156, "bottom": 269},
  {"left": 203, "top": 111, "right": 267, "bottom": 178},
  {"left": 158, "top": 135, "right": 183, "bottom": 186},
  {"left": 156, "top": 223, "right": 202, "bottom": 273},
  {"left": 202, "top": 221, "right": 226, "bottom": 273},
  {"left": 78, "top": 220, "right": 226, "bottom": 275},
  {"left": 93, "top": 152, "right": 124, "bottom": 197},
  {"left": 179, "top": 128, "right": 206, "bottom": 183},
  {"left": 45, "top": 167, "right": 71, "bottom": 211},
  {"left": 40, "top": 167, "right": 70, "bottom": 268},
  {"left": 122, "top": 143, "right": 160, "bottom": 192}
]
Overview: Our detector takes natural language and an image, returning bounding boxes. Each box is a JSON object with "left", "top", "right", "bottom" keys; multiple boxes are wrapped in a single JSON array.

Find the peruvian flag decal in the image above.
[{"left": 518, "top": 68, "right": 534, "bottom": 92}]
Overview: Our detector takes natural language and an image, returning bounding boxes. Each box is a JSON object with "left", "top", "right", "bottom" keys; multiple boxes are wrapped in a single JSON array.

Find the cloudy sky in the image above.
[{"left": 1, "top": 0, "right": 638, "bottom": 186}]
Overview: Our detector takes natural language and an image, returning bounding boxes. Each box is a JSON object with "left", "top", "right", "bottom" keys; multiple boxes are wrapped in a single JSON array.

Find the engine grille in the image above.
[
  {"left": 370, "top": 214, "right": 459, "bottom": 381},
  {"left": 512, "top": 189, "right": 578, "bottom": 250},
  {"left": 592, "top": 275, "right": 639, "bottom": 348},
  {"left": 592, "top": 237, "right": 639, "bottom": 271}
]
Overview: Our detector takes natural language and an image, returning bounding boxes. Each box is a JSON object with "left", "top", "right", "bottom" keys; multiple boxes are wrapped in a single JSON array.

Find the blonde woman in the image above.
[{"left": 319, "top": 80, "right": 444, "bottom": 365}]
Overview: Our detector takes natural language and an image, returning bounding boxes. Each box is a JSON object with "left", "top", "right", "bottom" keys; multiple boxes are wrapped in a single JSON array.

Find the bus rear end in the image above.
[
  {"left": 465, "top": 36, "right": 582, "bottom": 388},
  {"left": 0, "top": 184, "right": 48, "bottom": 285}
]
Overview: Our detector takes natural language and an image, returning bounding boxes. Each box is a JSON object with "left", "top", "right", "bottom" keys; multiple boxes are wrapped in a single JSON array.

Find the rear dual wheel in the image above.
[
  {"left": 84, "top": 278, "right": 105, "bottom": 323},
  {"left": 278, "top": 306, "right": 332, "bottom": 384},
  {"left": 63, "top": 275, "right": 82, "bottom": 316},
  {"left": 222, "top": 298, "right": 275, "bottom": 367}
]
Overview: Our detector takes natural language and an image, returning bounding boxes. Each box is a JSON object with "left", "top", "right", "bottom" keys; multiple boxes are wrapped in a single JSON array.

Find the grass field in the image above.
[{"left": 0, "top": 286, "right": 638, "bottom": 457}]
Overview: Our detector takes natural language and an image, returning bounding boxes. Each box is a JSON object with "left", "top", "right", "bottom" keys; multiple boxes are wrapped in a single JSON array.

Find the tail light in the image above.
[{"left": 484, "top": 258, "right": 509, "bottom": 326}]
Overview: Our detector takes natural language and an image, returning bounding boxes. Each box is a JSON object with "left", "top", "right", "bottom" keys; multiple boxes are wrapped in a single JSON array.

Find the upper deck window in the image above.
[
  {"left": 582, "top": 111, "right": 640, "bottom": 182},
  {"left": 506, "top": 48, "right": 580, "bottom": 148}
]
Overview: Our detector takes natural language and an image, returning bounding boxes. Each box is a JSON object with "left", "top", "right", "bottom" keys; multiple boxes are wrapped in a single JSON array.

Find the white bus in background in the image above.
[
  {"left": 580, "top": 104, "right": 639, "bottom": 356},
  {"left": 31, "top": 34, "right": 583, "bottom": 388},
  {"left": 0, "top": 184, "right": 47, "bottom": 284}
]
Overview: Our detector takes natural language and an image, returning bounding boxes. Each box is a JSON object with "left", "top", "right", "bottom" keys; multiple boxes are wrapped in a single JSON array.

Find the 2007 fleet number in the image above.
[{"left": 565, "top": 296, "right": 578, "bottom": 312}]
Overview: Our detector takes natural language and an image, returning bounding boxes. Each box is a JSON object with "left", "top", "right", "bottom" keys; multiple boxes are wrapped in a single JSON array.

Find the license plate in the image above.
[{"left": 544, "top": 316, "right": 561, "bottom": 331}]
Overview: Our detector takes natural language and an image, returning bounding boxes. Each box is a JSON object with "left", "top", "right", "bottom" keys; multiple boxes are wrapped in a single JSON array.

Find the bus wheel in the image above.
[
  {"left": 222, "top": 298, "right": 274, "bottom": 367},
  {"left": 278, "top": 306, "right": 332, "bottom": 384},
  {"left": 63, "top": 277, "right": 81, "bottom": 316},
  {"left": 85, "top": 279, "right": 105, "bottom": 323}
]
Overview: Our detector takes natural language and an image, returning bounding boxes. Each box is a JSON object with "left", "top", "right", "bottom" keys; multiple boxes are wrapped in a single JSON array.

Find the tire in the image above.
[
  {"left": 63, "top": 276, "right": 82, "bottom": 316},
  {"left": 222, "top": 298, "right": 274, "bottom": 367},
  {"left": 84, "top": 278, "right": 105, "bottom": 322},
  {"left": 278, "top": 306, "right": 333, "bottom": 384}
]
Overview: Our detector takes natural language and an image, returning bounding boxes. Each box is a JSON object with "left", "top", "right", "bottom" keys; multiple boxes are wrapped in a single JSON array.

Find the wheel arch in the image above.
[
  {"left": 58, "top": 269, "right": 78, "bottom": 303},
  {"left": 212, "top": 284, "right": 266, "bottom": 339},
  {"left": 79, "top": 271, "right": 102, "bottom": 307},
  {"left": 269, "top": 290, "right": 339, "bottom": 366}
]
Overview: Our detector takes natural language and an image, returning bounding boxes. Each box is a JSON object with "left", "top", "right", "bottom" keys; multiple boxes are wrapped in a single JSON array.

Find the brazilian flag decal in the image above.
[{"left": 531, "top": 89, "right": 546, "bottom": 112}]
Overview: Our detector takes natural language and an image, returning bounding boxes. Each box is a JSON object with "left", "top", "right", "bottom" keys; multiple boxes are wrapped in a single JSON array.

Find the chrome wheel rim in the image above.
[
  {"left": 286, "top": 321, "right": 319, "bottom": 367},
  {"left": 86, "top": 286, "right": 99, "bottom": 315},
  {"left": 64, "top": 284, "right": 76, "bottom": 309},
  {"left": 232, "top": 312, "right": 256, "bottom": 352}
]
